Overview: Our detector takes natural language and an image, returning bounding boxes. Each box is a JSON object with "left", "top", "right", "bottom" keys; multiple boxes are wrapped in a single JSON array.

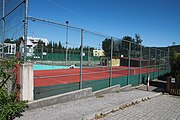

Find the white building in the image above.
[
  {"left": 0, "top": 43, "right": 16, "bottom": 55},
  {"left": 27, "top": 36, "right": 49, "bottom": 47},
  {"left": 21, "top": 36, "right": 49, "bottom": 56},
  {"left": 4, "top": 43, "right": 16, "bottom": 55},
  {"left": 93, "top": 50, "right": 105, "bottom": 57}
]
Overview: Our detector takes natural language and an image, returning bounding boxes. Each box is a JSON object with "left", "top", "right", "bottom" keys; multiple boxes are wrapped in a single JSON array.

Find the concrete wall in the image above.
[
  {"left": 20, "top": 63, "right": 34, "bottom": 101},
  {"left": 29, "top": 88, "right": 92, "bottom": 109},
  {"left": 93, "top": 85, "right": 120, "bottom": 96}
]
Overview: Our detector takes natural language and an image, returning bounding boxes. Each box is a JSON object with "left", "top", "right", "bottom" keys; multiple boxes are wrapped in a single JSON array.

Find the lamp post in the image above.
[{"left": 65, "top": 21, "right": 69, "bottom": 65}]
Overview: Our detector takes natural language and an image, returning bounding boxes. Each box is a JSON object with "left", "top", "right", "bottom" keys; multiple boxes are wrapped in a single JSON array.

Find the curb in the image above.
[
  {"left": 119, "top": 84, "right": 133, "bottom": 92},
  {"left": 93, "top": 85, "right": 121, "bottom": 96},
  {"left": 83, "top": 92, "right": 162, "bottom": 120},
  {"left": 28, "top": 87, "right": 93, "bottom": 110}
]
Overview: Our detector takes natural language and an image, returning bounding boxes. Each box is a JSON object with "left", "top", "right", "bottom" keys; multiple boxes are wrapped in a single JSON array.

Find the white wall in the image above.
[{"left": 20, "top": 63, "right": 34, "bottom": 101}]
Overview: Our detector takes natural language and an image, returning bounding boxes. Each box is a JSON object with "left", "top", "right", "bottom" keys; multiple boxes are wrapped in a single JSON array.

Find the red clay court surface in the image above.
[{"left": 34, "top": 66, "right": 158, "bottom": 87}]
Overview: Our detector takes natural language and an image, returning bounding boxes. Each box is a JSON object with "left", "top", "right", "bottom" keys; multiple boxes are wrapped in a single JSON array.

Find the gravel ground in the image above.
[{"left": 15, "top": 90, "right": 158, "bottom": 120}]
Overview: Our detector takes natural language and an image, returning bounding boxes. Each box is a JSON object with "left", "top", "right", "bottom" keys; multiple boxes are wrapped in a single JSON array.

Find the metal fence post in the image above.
[
  {"left": 65, "top": 21, "right": 69, "bottom": 66},
  {"left": 24, "top": 0, "right": 29, "bottom": 62},
  {"left": 41, "top": 44, "right": 43, "bottom": 59},
  {"left": 148, "top": 47, "right": 151, "bottom": 75},
  {"left": 163, "top": 51, "right": 165, "bottom": 74},
  {"left": 140, "top": 44, "right": 142, "bottom": 83},
  {"left": 128, "top": 41, "right": 131, "bottom": 85},
  {"left": 110, "top": 37, "right": 113, "bottom": 87},
  {"left": 80, "top": 29, "right": 84, "bottom": 89},
  {"left": 157, "top": 50, "right": 159, "bottom": 77},
  {"left": 154, "top": 49, "right": 157, "bottom": 78},
  {"left": 167, "top": 47, "right": 170, "bottom": 72},
  {"left": 1, "top": 0, "right": 5, "bottom": 58},
  {"left": 88, "top": 46, "right": 90, "bottom": 65},
  {"left": 159, "top": 50, "right": 161, "bottom": 76},
  {"left": 69, "top": 50, "right": 71, "bottom": 61}
]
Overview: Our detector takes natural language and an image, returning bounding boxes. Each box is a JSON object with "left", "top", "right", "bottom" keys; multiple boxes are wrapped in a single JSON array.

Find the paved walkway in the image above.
[
  {"left": 15, "top": 84, "right": 180, "bottom": 120},
  {"left": 101, "top": 95, "right": 180, "bottom": 120},
  {"left": 15, "top": 90, "right": 157, "bottom": 120}
]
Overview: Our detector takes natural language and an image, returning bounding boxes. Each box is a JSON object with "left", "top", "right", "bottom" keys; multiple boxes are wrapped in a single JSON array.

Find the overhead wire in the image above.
[{"left": 46, "top": 0, "right": 111, "bottom": 37}]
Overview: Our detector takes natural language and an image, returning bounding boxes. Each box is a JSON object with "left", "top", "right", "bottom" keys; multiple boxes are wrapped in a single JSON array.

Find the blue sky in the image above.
[{"left": 28, "top": 0, "right": 180, "bottom": 47}]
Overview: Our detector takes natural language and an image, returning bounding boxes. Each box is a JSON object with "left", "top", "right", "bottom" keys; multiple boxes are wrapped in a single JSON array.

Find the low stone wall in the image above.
[{"left": 28, "top": 87, "right": 93, "bottom": 109}]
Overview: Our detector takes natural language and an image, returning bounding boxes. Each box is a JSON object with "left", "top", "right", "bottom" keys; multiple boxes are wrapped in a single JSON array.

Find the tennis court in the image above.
[
  {"left": 34, "top": 64, "right": 70, "bottom": 70},
  {"left": 34, "top": 66, "right": 156, "bottom": 87}
]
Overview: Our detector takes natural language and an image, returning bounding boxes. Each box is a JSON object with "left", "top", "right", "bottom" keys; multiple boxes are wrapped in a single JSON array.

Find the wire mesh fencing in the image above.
[
  {"left": 0, "top": 0, "right": 171, "bottom": 100},
  {"left": 26, "top": 16, "right": 171, "bottom": 99},
  {"left": 0, "top": 0, "right": 25, "bottom": 59}
]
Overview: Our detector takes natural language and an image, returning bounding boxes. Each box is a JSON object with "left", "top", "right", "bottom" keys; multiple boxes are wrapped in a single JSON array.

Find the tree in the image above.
[
  {"left": 121, "top": 36, "right": 133, "bottom": 51},
  {"left": 14, "top": 37, "right": 23, "bottom": 52},
  {"left": 134, "top": 34, "right": 143, "bottom": 44},
  {"left": 33, "top": 40, "right": 45, "bottom": 54},
  {"left": 37, "top": 40, "right": 45, "bottom": 47},
  {"left": 170, "top": 49, "right": 180, "bottom": 79},
  {"left": 172, "top": 42, "right": 176, "bottom": 46},
  {"left": 102, "top": 34, "right": 143, "bottom": 57},
  {"left": 4, "top": 38, "right": 13, "bottom": 43},
  {"left": 113, "top": 39, "right": 121, "bottom": 52},
  {"left": 0, "top": 59, "right": 27, "bottom": 120},
  {"left": 122, "top": 36, "right": 133, "bottom": 42},
  {"left": 102, "top": 38, "right": 111, "bottom": 56},
  {"left": 58, "top": 41, "right": 62, "bottom": 49}
]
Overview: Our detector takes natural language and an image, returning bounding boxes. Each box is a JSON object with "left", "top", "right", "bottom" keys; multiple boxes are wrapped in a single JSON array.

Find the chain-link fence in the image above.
[
  {"left": 0, "top": 0, "right": 25, "bottom": 59},
  {"left": 0, "top": 0, "right": 171, "bottom": 100},
  {"left": 27, "top": 16, "right": 170, "bottom": 100}
]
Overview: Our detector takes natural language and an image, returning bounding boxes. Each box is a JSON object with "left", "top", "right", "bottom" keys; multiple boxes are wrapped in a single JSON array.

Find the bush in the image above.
[
  {"left": 170, "top": 49, "right": 180, "bottom": 80},
  {"left": 0, "top": 88, "right": 27, "bottom": 120},
  {"left": 0, "top": 58, "right": 27, "bottom": 120}
]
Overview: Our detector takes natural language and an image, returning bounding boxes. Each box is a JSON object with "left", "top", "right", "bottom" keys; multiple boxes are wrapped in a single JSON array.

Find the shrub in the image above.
[
  {"left": 170, "top": 50, "right": 180, "bottom": 80},
  {"left": 0, "top": 58, "right": 27, "bottom": 120}
]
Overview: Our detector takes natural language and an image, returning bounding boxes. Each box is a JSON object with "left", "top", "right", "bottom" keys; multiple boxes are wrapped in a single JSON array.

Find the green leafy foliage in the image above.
[
  {"left": 102, "top": 34, "right": 143, "bottom": 57},
  {"left": 0, "top": 89, "right": 27, "bottom": 120},
  {"left": 0, "top": 59, "right": 27, "bottom": 120},
  {"left": 170, "top": 49, "right": 180, "bottom": 79},
  {"left": 102, "top": 38, "right": 111, "bottom": 56}
]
